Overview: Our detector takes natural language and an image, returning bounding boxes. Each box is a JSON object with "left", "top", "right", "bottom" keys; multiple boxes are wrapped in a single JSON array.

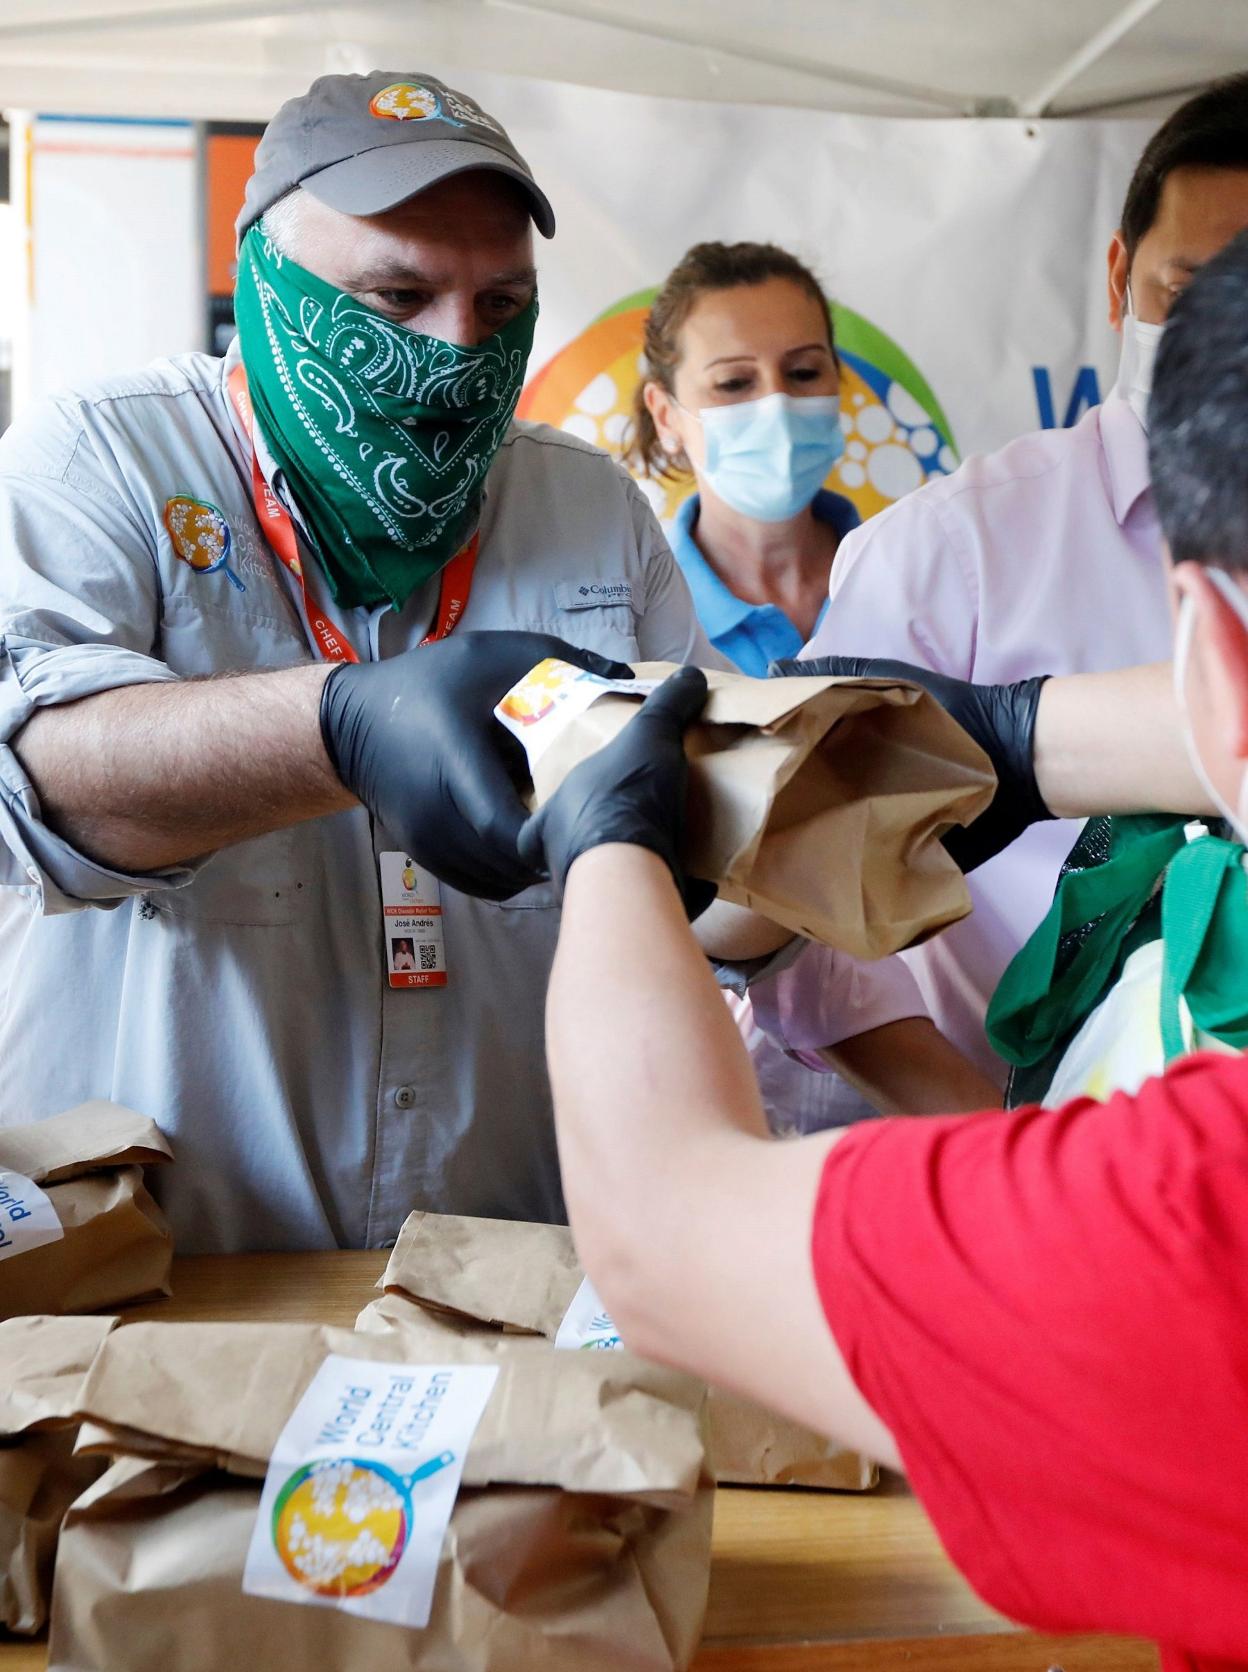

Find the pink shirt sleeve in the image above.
[
  {"left": 749, "top": 941, "right": 925, "bottom": 1055},
  {"left": 804, "top": 486, "right": 980, "bottom": 678}
]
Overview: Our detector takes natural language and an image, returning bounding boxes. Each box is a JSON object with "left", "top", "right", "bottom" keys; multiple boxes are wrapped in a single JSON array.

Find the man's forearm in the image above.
[
  {"left": 692, "top": 898, "right": 796, "bottom": 961},
  {"left": 14, "top": 665, "right": 354, "bottom": 872},
  {"left": 1033, "top": 661, "right": 1210, "bottom": 819},
  {"left": 819, "top": 1018, "right": 1003, "bottom": 1115}
]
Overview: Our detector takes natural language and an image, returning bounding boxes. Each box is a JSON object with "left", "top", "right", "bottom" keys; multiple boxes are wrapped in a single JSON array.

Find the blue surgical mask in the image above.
[{"left": 695, "top": 392, "right": 845, "bottom": 523}]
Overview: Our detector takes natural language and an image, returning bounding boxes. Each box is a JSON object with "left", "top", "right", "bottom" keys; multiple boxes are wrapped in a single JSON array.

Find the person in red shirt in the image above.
[{"left": 516, "top": 230, "right": 1248, "bottom": 1672}]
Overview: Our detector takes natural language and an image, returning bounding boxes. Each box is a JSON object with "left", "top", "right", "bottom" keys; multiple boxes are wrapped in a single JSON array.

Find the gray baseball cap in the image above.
[{"left": 237, "top": 71, "right": 555, "bottom": 242}]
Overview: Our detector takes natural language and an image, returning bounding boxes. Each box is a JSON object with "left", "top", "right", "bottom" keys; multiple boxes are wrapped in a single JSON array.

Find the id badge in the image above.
[{"left": 379, "top": 852, "right": 447, "bottom": 989}]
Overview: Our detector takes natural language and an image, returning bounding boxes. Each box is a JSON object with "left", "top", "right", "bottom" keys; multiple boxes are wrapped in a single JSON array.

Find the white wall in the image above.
[{"left": 16, "top": 114, "right": 199, "bottom": 412}]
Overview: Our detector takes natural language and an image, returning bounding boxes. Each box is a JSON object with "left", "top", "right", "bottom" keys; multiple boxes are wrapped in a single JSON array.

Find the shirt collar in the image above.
[
  {"left": 669, "top": 489, "right": 861, "bottom": 639},
  {"left": 670, "top": 495, "right": 757, "bottom": 637},
  {"left": 1099, "top": 388, "right": 1152, "bottom": 527}
]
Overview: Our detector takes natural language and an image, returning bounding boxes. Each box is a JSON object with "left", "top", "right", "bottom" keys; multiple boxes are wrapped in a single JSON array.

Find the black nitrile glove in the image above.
[
  {"left": 770, "top": 654, "right": 1052, "bottom": 872},
  {"left": 320, "top": 631, "right": 632, "bottom": 901},
  {"left": 518, "top": 665, "right": 717, "bottom": 920}
]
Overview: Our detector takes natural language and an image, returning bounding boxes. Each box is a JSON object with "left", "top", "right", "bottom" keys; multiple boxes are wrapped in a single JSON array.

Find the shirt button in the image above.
[{"left": 393, "top": 1086, "right": 417, "bottom": 1109}]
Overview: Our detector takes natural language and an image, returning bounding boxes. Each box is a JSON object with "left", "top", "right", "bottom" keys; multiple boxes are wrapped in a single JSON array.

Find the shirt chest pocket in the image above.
[
  {"left": 551, "top": 581, "right": 641, "bottom": 663},
  {"left": 150, "top": 827, "right": 308, "bottom": 928}
]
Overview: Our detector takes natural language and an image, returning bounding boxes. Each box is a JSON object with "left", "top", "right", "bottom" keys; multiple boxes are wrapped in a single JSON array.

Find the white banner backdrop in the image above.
[{"left": 445, "top": 72, "right": 1154, "bottom": 525}]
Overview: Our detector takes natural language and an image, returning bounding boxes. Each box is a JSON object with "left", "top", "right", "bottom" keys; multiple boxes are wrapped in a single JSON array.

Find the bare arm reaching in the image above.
[{"left": 551, "top": 843, "right": 900, "bottom": 1462}]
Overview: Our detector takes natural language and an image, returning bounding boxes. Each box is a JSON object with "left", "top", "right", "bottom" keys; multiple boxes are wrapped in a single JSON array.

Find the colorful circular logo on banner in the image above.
[
  {"left": 517, "top": 290, "right": 958, "bottom": 525},
  {"left": 272, "top": 1458, "right": 410, "bottom": 1597}
]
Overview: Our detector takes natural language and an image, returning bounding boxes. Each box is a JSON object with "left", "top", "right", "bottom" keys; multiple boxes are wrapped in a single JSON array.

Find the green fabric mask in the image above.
[{"left": 234, "top": 224, "right": 538, "bottom": 611}]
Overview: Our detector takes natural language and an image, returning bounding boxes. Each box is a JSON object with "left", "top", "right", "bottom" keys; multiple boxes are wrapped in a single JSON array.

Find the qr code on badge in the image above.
[{"left": 419, "top": 944, "right": 438, "bottom": 972}]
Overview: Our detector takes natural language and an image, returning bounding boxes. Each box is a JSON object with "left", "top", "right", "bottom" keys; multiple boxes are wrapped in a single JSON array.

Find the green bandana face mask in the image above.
[{"left": 234, "top": 223, "right": 538, "bottom": 611}]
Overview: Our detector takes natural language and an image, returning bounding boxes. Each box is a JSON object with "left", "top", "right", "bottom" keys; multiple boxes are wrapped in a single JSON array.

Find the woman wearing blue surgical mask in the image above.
[
  {"left": 626, "top": 242, "right": 852, "bottom": 678},
  {"left": 626, "top": 240, "right": 1000, "bottom": 1134}
]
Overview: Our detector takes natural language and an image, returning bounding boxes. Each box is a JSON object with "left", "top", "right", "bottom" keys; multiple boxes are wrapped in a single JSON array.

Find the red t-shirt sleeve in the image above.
[{"left": 812, "top": 1052, "right": 1248, "bottom": 1665}]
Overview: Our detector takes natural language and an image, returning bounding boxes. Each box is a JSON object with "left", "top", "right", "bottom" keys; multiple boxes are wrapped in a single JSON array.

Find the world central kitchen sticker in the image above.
[
  {"left": 495, "top": 658, "right": 660, "bottom": 771},
  {"left": 243, "top": 1355, "right": 498, "bottom": 1627},
  {"left": 0, "top": 1168, "right": 65, "bottom": 1262}
]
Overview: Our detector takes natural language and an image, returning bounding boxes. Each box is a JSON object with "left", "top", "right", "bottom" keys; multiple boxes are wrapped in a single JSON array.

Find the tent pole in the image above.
[
  {"left": 0, "top": 0, "right": 345, "bottom": 41},
  {"left": 1020, "top": 0, "right": 1169, "bottom": 117},
  {"left": 1053, "top": 77, "right": 1215, "bottom": 117},
  {"left": 487, "top": 0, "right": 973, "bottom": 114}
]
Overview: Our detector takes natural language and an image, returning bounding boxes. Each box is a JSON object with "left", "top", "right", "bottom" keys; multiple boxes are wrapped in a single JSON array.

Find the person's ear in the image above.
[
  {"left": 643, "top": 380, "right": 686, "bottom": 462},
  {"left": 1107, "top": 232, "right": 1129, "bottom": 331},
  {"left": 1178, "top": 562, "right": 1248, "bottom": 764}
]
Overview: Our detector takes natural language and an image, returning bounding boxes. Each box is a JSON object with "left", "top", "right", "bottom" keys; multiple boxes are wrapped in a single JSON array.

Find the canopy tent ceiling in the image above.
[{"left": 0, "top": 0, "right": 1243, "bottom": 123}]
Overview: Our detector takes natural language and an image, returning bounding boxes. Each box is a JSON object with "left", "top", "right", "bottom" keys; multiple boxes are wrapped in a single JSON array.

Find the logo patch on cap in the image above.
[
  {"left": 367, "top": 80, "right": 507, "bottom": 138},
  {"left": 369, "top": 82, "right": 460, "bottom": 126}
]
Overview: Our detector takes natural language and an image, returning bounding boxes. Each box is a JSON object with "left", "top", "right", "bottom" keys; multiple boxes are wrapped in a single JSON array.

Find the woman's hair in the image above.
[{"left": 624, "top": 241, "right": 834, "bottom": 481}]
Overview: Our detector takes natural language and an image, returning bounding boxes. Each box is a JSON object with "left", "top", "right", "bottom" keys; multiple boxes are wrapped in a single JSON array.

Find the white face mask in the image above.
[
  {"left": 1173, "top": 566, "right": 1248, "bottom": 842},
  {"left": 1115, "top": 282, "right": 1166, "bottom": 432},
  {"left": 691, "top": 392, "right": 845, "bottom": 523}
]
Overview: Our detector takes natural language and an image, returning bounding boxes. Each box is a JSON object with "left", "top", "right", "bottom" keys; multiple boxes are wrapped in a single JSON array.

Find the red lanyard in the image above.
[{"left": 227, "top": 365, "right": 479, "bottom": 662}]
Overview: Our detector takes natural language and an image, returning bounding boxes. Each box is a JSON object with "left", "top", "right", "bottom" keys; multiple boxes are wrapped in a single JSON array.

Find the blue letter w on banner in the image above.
[{"left": 1033, "top": 365, "right": 1102, "bottom": 429}]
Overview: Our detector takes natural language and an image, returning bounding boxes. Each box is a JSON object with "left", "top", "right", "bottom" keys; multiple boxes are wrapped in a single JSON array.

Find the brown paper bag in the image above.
[
  {"left": 48, "top": 1316, "right": 712, "bottom": 1671},
  {"left": 0, "top": 1314, "right": 117, "bottom": 1631},
  {"left": 523, "top": 664, "right": 995, "bottom": 959},
  {"left": 358, "top": 1211, "right": 876, "bottom": 1492},
  {"left": 0, "top": 1102, "right": 174, "bottom": 1319}
]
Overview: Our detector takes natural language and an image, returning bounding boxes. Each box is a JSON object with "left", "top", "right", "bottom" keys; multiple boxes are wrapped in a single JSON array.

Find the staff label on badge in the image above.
[
  {"left": 379, "top": 853, "right": 447, "bottom": 989},
  {"left": 0, "top": 1169, "right": 65, "bottom": 1263},
  {"left": 243, "top": 1353, "right": 498, "bottom": 1628}
]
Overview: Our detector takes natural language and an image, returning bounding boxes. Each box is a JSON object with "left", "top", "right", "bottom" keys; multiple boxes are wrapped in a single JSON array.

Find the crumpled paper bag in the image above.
[
  {"left": 47, "top": 1315, "right": 712, "bottom": 1671},
  {"left": 0, "top": 1314, "right": 117, "bottom": 1631},
  {"left": 357, "top": 1211, "right": 875, "bottom": 1492},
  {"left": 506, "top": 661, "right": 996, "bottom": 959},
  {"left": 0, "top": 1102, "right": 173, "bottom": 1319}
]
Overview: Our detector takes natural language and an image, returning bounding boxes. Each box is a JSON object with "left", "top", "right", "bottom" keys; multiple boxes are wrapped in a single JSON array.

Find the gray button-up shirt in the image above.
[{"left": 0, "top": 346, "right": 713, "bottom": 1253}]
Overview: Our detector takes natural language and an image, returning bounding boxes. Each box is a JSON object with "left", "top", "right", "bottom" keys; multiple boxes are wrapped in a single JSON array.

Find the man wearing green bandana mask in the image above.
[
  {"left": 0, "top": 71, "right": 717, "bottom": 1256},
  {"left": 232, "top": 222, "right": 539, "bottom": 613}
]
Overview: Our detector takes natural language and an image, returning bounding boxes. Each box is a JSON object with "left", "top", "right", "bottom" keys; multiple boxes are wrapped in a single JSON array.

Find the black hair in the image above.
[
  {"left": 1149, "top": 227, "right": 1248, "bottom": 569},
  {"left": 1121, "top": 74, "right": 1248, "bottom": 263}
]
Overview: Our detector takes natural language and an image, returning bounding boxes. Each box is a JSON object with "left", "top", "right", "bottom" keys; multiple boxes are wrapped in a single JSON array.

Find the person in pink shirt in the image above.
[{"left": 773, "top": 76, "right": 1248, "bottom": 1086}]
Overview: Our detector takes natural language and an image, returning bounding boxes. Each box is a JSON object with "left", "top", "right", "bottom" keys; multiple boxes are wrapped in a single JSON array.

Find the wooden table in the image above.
[{"left": 1, "top": 1254, "right": 1158, "bottom": 1672}]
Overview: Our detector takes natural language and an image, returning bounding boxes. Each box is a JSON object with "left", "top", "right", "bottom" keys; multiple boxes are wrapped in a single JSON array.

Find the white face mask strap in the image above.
[
  {"left": 1202, "top": 564, "right": 1248, "bottom": 631},
  {"left": 1174, "top": 567, "right": 1248, "bottom": 843}
]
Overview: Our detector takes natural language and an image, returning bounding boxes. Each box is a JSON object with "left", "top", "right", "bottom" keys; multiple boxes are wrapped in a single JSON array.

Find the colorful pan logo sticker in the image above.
[
  {"left": 368, "top": 82, "right": 461, "bottom": 127},
  {"left": 272, "top": 1452, "right": 454, "bottom": 1598},
  {"left": 164, "top": 494, "right": 245, "bottom": 591},
  {"left": 517, "top": 290, "right": 958, "bottom": 525}
]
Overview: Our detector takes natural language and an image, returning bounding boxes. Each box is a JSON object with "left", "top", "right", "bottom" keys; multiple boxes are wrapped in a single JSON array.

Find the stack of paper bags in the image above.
[
  {"left": 0, "top": 1314, "right": 117, "bottom": 1632},
  {"left": 357, "top": 1211, "right": 876, "bottom": 1492},
  {"left": 46, "top": 1316, "right": 713, "bottom": 1671},
  {"left": 0, "top": 1103, "right": 173, "bottom": 1319},
  {"left": 496, "top": 659, "right": 996, "bottom": 958}
]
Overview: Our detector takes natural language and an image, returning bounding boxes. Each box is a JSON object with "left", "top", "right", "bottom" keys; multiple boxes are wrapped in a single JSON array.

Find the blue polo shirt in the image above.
[{"left": 669, "top": 489, "right": 861, "bottom": 676}]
